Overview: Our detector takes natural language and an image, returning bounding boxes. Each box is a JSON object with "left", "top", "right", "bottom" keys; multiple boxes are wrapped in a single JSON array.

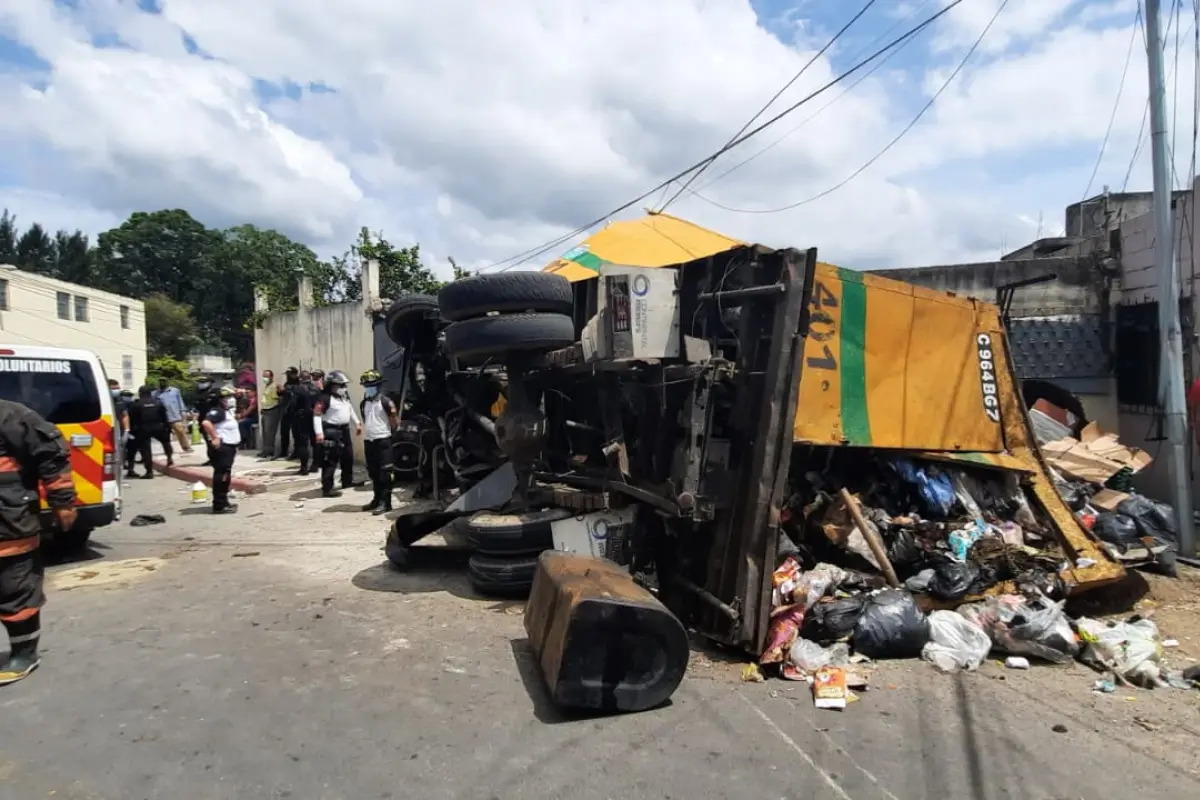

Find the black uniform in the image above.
[
  {"left": 127, "top": 394, "right": 171, "bottom": 477},
  {"left": 0, "top": 400, "right": 75, "bottom": 682},
  {"left": 204, "top": 402, "right": 240, "bottom": 513},
  {"left": 277, "top": 379, "right": 297, "bottom": 458},
  {"left": 290, "top": 382, "right": 315, "bottom": 474},
  {"left": 361, "top": 394, "right": 397, "bottom": 511},
  {"left": 194, "top": 383, "right": 218, "bottom": 467}
]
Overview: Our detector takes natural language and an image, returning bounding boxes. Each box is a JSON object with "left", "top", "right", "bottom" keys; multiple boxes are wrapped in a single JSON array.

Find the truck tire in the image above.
[
  {"left": 444, "top": 312, "right": 575, "bottom": 361},
  {"left": 467, "top": 553, "right": 540, "bottom": 597},
  {"left": 384, "top": 294, "right": 439, "bottom": 347},
  {"left": 465, "top": 507, "right": 571, "bottom": 555},
  {"left": 439, "top": 273, "right": 573, "bottom": 322}
]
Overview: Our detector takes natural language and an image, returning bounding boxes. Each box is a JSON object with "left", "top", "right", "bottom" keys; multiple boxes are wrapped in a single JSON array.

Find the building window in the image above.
[
  {"left": 0, "top": 279, "right": 7, "bottom": 311},
  {"left": 57, "top": 291, "right": 70, "bottom": 320},
  {"left": 74, "top": 295, "right": 89, "bottom": 322},
  {"left": 1116, "top": 299, "right": 1194, "bottom": 413},
  {"left": 120, "top": 304, "right": 130, "bottom": 329},
  {"left": 122, "top": 355, "right": 133, "bottom": 388}
]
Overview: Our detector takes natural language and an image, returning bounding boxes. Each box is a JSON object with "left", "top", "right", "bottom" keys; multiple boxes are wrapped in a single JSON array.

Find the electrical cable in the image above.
[
  {"left": 656, "top": 0, "right": 880, "bottom": 213},
  {"left": 1123, "top": 1, "right": 1181, "bottom": 191},
  {"left": 480, "top": 0, "right": 970, "bottom": 272},
  {"left": 684, "top": 0, "right": 1010, "bottom": 216},
  {"left": 1082, "top": 2, "right": 1143, "bottom": 202},
  {"left": 691, "top": 0, "right": 935, "bottom": 195}
]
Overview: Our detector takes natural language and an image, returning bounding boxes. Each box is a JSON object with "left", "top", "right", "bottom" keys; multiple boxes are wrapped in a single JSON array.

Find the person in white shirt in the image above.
[
  {"left": 312, "top": 370, "right": 361, "bottom": 498},
  {"left": 358, "top": 369, "right": 400, "bottom": 515},
  {"left": 201, "top": 386, "right": 242, "bottom": 514}
]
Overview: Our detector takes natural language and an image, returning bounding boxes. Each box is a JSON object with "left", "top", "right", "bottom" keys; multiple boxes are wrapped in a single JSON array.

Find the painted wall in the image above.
[
  {"left": 0, "top": 264, "right": 148, "bottom": 389},
  {"left": 253, "top": 261, "right": 382, "bottom": 462}
]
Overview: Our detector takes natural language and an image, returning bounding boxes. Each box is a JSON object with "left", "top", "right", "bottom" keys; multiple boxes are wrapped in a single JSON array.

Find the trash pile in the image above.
[
  {"left": 1030, "top": 398, "right": 1178, "bottom": 571},
  {"left": 747, "top": 446, "right": 1198, "bottom": 706}
]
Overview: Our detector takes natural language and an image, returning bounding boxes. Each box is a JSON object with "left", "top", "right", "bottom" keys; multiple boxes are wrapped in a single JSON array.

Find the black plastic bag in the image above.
[
  {"left": 1093, "top": 512, "right": 1141, "bottom": 551},
  {"left": 801, "top": 595, "right": 867, "bottom": 643},
  {"left": 928, "top": 560, "right": 980, "bottom": 601},
  {"left": 1054, "top": 480, "right": 1091, "bottom": 512},
  {"left": 886, "top": 529, "right": 925, "bottom": 569},
  {"left": 1116, "top": 495, "right": 1178, "bottom": 548},
  {"left": 852, "top": 589, "right": 930, "bottom": 659}
]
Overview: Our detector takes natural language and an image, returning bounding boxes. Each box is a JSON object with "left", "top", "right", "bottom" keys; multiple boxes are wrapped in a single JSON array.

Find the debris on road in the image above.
[{"left": 129, "top": 513, "right": 166, "bottom": 526}]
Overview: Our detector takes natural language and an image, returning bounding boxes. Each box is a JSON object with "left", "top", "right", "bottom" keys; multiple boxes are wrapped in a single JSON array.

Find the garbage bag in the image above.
[
  {"left": 921, "top": 610, "right": 993, "bottom": 672},
  {"left": 886, "top": 529, "right": 925, "bottom": 569},
  {"left": 788, "top": 639, "right": 851, "bottom": 672},
  {"left": 801, "top": 595, "right": 867, "bottom": 643},
  {"left": 1116, "top": 495, "right": 1178, "bottom": 548},
  {"left": 1092, "top": 512, "right": 1140, "bottom": 551},
  {"left": 890, "top": 458, "right": 956, "bottom": 517},
  {"left": 1076, "top": 617, "right": 1163, "bottom": 687},
  {"left": 958, "top": 595, "right": 1078, "bottom": 664},
  {"left": 1054, "top": 479, "right": 1092, "bottom": 512},
  {"left": 852, "top": 589, "right": 930, "bottom": 659},
  {"left": 928, "top": 560, "right": 981, "bottom": 602}
]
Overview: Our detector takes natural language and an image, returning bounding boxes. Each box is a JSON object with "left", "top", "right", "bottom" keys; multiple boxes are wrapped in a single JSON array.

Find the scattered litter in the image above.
[
  {"left": 232, "top": 551, "right": 261, "bottom": 558},
  {"left": 1052, "top": 723, "right": 1068, "bottom": 734},
  {"left": 1077, "top": 617, "right": 1164, "bottom": 687},
  {"left": 852, "top": 589, "right": 929, "bottom": 660},
  {"left": 1163, "top": 639, "right": 1179, "bottom": 648},
  {"left": 741, "top": 663, "right": 765, "bottom": 683},
  {"left": 129, "top": 514, "right": 166, "bottom": 527},
  {"left": 1004, "top": 656, "right": 1030, "bottom": 670},
  {"left": 922, "top": 610, "right": 991, "bottom": 672},
  {"left": 959, "top": 595, "right": 1078, "bottom": 664},
  {"left": 1093, "top": 679, "right": 1116, "bottom": 693},
  {"left": 812, "top": 666, "right": 849, "bottom": 710}
]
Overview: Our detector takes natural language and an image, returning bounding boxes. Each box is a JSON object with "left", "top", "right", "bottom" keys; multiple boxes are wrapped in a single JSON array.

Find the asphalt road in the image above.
[{"left": 0, "top": 475, "right": 1196, "bottom": 800}]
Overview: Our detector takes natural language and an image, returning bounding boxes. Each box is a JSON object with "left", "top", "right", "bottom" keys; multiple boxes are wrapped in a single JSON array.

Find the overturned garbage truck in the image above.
[{"left": 379, "top": 242, "right": 1125, "bottom": 709}]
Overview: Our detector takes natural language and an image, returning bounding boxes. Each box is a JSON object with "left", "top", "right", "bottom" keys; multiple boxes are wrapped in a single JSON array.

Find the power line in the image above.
[
  {"left": 1124, "top": 1, "right": 1181, "bottom": 191},
  {"left": 684, "top": 0, "right": 1010, "bottom": 216},
  {"left": 656, "top": 0, "right": 880, "bottom": 213},
  {"left": 691, "top": 0, "right": 936, "bottom": 195},
  {"left": 1082, "top": 2, "right": 1143, "bottom": 201},
  {"left": 480, "top": 0, "right": 970, "bottom": 272}
]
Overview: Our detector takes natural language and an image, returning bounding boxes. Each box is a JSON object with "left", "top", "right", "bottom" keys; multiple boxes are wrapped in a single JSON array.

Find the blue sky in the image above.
[{"left": 0, "top": 1, "right": 1185, "bottom": 271}]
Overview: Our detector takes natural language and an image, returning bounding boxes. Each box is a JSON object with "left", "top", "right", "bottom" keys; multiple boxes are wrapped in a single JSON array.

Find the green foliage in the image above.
[
  {"left": 0, "top": 206, "right": 464, "bottom": 359},
  {"left": 145, "top": 355, "right": 197, "bottom": 397},
  {"left": 144, "top": 293, "right": 201, "bottom": 360}
]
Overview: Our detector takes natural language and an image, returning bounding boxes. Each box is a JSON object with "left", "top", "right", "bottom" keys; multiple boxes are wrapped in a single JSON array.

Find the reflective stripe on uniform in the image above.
[
  {"left": 0, "top": 536, "right": 38, "bottom": 558},
  {"left": 7, "top": 630, "right": 39, "bottom": 644},
  {"left": 0, "top": 606, "right": 40, "bottom": 624}
]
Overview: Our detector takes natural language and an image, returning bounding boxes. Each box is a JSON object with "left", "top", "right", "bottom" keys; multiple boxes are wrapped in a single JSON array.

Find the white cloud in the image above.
[{"left": 0, "top": 0, "right": 1192, "bottom": 275}]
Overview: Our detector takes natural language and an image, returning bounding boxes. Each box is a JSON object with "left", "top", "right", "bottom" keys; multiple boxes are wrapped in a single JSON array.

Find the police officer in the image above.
[
  {"left": 290, "top": 371, "right": 316, "bottom": 475},
  {"left": 200, "top": 387, "right": 241, "bottom": 514},
  {"left": 359, "top": 370, "right": 399, "bottom": 515},
  {"left": 276, "top": 366, "right": 299, "bottom": 460},
  {"left": 193, "top": 376, "right": 217, "bottom": 467},
  {"left": 127, "top": 386, "right": 171, "bottom": 478},
  {"left": 313, "top": 370, "right": 361, "bottom": 498},
  {"left": 0, "top": 399, "right": 76, "bottom": 685}
]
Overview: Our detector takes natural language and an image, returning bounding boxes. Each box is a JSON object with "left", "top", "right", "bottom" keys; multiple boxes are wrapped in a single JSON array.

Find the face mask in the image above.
[
  {"left": 334, "top": 387, "right": 348, "bottom": 398},
  {"left": 364, "top": 386, "right": 379, "bottom": 399},
  {"left": 111, "top": 389, "right": 120, "bottom": 399},
  {"left": 223, "top": 398, "right": 236, "bottom": 410}
]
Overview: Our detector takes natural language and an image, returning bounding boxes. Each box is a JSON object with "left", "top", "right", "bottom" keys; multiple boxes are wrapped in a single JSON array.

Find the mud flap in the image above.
[{"left": 523, "top": 551, "right": 689, "bottom": 714}]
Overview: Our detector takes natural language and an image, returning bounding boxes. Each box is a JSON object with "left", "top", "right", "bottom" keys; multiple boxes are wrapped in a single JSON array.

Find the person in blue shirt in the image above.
[{"left": 154, "top": 378, "right": 192, "bottom": 454}]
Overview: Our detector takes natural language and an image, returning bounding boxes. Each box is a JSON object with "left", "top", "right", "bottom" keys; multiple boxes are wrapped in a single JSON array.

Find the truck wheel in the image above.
[
  {"left": 438, "top": 273, "right": 573, "bottom": 322},
  {"left": 444, "top": 313, "right": 575, "bottom": 361},
  {"left": 465, "top": 507, "right": 571, "bottom": 555},
  {"left": 384, "top": 294, "right": 439, "bottom": 347},
  {"left": 467, "top": 553, "right": 540, "bottom": 597}
]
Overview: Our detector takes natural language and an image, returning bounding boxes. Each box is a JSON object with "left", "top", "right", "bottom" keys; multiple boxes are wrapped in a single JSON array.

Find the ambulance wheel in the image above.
[
  {"left": 438, "top": 273, "right": 573, "bottom": 322},
  {"left": 464, "top": 507, "right": 571, "bottom": 555},
  {"left": 443, "top": 313, "right": 575, "bottom": 362},
  {"left": 466, "top": 553, "right": 540, "bottom": 598}
]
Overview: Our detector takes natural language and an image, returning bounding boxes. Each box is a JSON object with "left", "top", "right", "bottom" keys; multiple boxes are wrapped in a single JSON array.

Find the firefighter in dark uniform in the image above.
[
  {"left": 0, "top": 399, "right": 76, "bottom": 685},
  {"left": 276, "top": 366, "right": 299, "bottom": 460},
  {"left": 290, "top": 371, "right": 316, "bottom": 475},
  {"left": 313, "top": 370, "right": 361, "bottom": 498},
  {"left": 359, "top": 369, "right": 399, "bottom": 514},
  {"left": 193, "top": 376, "right": 217, "bottom": 467}
]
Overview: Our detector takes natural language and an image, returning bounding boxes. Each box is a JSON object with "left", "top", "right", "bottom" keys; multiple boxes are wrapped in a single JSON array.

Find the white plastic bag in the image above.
[
  {"left": 921, "top": 610, "right": 993, "bottom": 672},
  {"left": 1076, "top": 617, "right": 1163, "bottom": 686},
  {"left": 788, "top": 639, "right": 850, "bottom": 672}
]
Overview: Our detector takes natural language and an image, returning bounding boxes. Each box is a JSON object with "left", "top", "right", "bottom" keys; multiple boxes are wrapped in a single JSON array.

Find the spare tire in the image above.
[
  {"left": 465, "top": 507, "right": 572, "bottom": 555},
  {"left": 467, "top": 553, "right": 540, "bottom": 597},
  {"left": 444, "top": 312, "right": 575, "bottom": 361},
  {"left": 384, "top": 294, "right": 439, "bottom": 347},
  {"left": 439, "top": 273, "right": 573, "bottom": 322}
]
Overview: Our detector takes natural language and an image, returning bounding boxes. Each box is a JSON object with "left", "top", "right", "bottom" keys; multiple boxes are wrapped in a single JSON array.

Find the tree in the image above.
[
  {"left": 144, "top": 293, "right": 201, "bottom": 360},
  {"left": 346, "top": 227, "right": 444, "bottom": 300},
  {"left": 53, "top": 230, "right": 91, "bottom": 284},
  {"left": 145, "top": 355, "right": 196, "bottom": 397},
  {"left": 0, "top": 210, "right": 16, "bottom": 265},
  {"left": 92, "top": 209, "right": 223, "bottom": 308},
  {"left": 15, "top": 223, "right": 56, "bottom": 275},
  {"left": 448, "top": 256, "right": 474, "bottom": 281}
]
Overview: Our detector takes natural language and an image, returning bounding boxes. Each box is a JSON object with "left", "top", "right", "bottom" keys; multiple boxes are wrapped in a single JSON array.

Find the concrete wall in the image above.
[
  {"left": 253, "top": 260, "right": 382, "bottom": 462},
  {"left": 1115, "top": 178, "right": 1200, "bottom": 502},
  {"left": 0, "top": 263, "right": 148, "bottom": 389}
]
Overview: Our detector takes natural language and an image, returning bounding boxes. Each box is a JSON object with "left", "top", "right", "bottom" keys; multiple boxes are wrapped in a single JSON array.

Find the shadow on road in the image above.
[{"left": 352, "top": 553, "right": 474, "bottom": 599}]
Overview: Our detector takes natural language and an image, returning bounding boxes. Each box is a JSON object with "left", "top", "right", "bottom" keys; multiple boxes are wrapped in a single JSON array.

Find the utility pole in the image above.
[{"left": 1146, "top": 0, "right": 1196, "bottom": 557}]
